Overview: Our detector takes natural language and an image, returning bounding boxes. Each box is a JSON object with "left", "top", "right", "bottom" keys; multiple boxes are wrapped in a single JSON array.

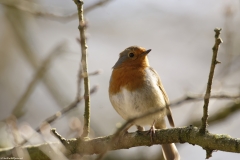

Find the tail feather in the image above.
[
  {"left": 154, "top": 120, "right": 180, "bottom": 160},
  {"left": 162, "top": 143, "right": 180, "bottom": 160}
]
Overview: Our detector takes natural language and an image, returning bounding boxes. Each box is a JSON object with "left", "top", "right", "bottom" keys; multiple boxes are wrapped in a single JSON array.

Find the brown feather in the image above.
[{"left": 149, "top": 67, "right": 175, "bottom": 127}]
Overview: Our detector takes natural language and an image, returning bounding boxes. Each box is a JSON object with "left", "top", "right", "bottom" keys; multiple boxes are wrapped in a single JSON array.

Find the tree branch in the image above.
[
  {"left": 96, "top": 93, "right": 240, "bottom": 159},
  {"left": 1, "top": 126, "right": 240, "bottom": 159},
  {"left": 5, "top": 5, "right": 72, "bottom": 110},
  {"left": 0, "top": 92, "right": 238, "bottom": 159},
  {"left": 200, "top": 28, "right": 223, "bottom": 134},
  {"left": 73, "top": 0, "right": 91, "bottom": 139},
  {"left": 19, "top": 86, "right": 98, "bottom": 145},
  {"left": 191, "top": 100, "right": 240, "bottom": 127},
  {"left": 0, "top": 0, "right": 112, "bottom": 23},
  {"left": 10, "top": 42, "right": 66, "bottom": 118}
]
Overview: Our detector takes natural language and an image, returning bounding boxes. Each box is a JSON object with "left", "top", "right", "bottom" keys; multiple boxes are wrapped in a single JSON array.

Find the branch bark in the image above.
[
  {"left": 200, "top": 28, "right": 223, "bottom": 134},
  {"left": 73, "top": 0, "right": 91, "bottom": 139},
  {"left": 1, "top": 126, "right": 240, "bottom": 159}
]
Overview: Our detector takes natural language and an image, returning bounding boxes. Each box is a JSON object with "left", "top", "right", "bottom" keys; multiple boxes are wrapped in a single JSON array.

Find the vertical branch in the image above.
[
  {"left": 199, "top": 28, "right": 223, "bottom": 133},
  {"left": 73, "top": 0, "right": 91, "bottom": 138}
]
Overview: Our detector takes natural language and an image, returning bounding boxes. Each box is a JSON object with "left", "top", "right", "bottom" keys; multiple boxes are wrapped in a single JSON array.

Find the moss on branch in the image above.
[{"left": 1, "top": 126, "right": 240, "bottom": 159}]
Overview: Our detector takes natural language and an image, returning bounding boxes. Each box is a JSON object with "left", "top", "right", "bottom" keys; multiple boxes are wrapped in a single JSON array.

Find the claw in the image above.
[{"left": 146, "top": 120, "right": 156, "bottom": 142}]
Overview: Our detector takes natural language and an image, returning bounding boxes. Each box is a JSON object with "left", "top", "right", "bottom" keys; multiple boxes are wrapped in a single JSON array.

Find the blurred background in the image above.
[{"left": 0, "top": 0, "right": 240, "bottom": 159}]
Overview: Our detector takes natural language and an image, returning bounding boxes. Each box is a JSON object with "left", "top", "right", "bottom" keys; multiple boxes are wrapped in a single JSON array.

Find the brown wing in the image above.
[{"left": 149, "top": 67, "right": 175, "bottom": 127}]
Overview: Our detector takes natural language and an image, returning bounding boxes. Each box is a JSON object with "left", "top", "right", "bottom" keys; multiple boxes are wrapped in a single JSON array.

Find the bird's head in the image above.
[{"left": 113, "top": 46, "right": 151, "bottom": 69}]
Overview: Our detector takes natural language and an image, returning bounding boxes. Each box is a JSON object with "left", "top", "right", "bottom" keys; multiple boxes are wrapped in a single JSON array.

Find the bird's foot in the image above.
[
  {"left": 146, "top": 120, "right": 156, "bottom": 142},
  {"left": 146, "top": 126, "right": 156, "bottom": 142}
]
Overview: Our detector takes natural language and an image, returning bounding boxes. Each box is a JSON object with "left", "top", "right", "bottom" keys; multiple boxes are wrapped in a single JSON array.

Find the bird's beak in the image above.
[{"left": 142, "top": 49, "right": 151, "bottom": 55}]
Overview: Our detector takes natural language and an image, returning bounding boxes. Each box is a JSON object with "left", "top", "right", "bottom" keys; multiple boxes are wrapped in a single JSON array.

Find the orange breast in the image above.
[{"left": 109, "top": 67, "right": 146, "bottom": 94}]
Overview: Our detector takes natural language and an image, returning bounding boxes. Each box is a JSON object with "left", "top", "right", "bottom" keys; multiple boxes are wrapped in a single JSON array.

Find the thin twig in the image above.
[
  {"left": 186, "top": 93, "right": 240, "bottom": 100},
  {"left": 86, "top": 70, "right": 102, "bottom": 77},
  {"left": 74, "top": 0, "right": 91, "bottom": 139},
  {"left": 19, "top": 86, "right": 98, "bottom": 145},
  {"left": 199, "top": 28, "right": 223, "bottom": 134},
  {"left": 50, "top": 128, "right": 69, "bottom": 145},
  {"left": 76, "top": 62, "right": 83, "bottom": 101},
  {"left": 191, "top": 100, "right": 240, "bottom": 127},
  {"left": 85, "top": 0, "right": 112, "bottom": 13},
  {"left": 11, "top": 42, "right": 66, "bottom": 118},
  {"left": 6, "top": 7, "right": 71, "bottom": 108},
  {"left": 0, "top": 0, "right": 112, "bottom": 23}
]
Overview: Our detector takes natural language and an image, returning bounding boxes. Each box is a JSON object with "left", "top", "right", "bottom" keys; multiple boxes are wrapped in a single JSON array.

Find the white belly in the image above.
[{"left": 109, "top": 68, "right": 166, "bottom": 126}]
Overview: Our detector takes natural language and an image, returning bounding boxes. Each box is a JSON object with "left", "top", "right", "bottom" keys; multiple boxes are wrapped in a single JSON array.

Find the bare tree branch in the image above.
[
  {"left": 0, "top": 0, "right": 112, "bottom": 23},
  {"left": 96, "top": 93, "right": 240, "bottom": 159},
  {"left": 19, "top": 86, "right": 98, "bottom": 146},
  {"left": 73, "top": 0, "right": 91, "bottom": 139},
  {"left": 0, "top": 91, "right": 238, "bottom": 159},
  {"left": 200, "top": 28, "right": 223, "bottom": 135},
  {"left": 191, "top": 100, "right": 240, "bottom": 127},
  {"left": 11, "top": 42, "right": 66, "bottom": 118},
  {"left": 1, "top": 126, "right": 240, "bottom": 159},
  {"left": 5, "top": 5, "right": 72, "bottom": 110}
]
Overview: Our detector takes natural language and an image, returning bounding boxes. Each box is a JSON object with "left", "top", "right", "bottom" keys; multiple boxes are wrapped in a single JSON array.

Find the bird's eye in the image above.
[{"left": 128, "top": 53, "right": 134, "bottom": 58}]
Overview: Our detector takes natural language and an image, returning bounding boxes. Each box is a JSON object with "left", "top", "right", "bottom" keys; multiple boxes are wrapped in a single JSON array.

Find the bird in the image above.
[{"left": 109, "top": 46, "right": 180, "bottom": 160}]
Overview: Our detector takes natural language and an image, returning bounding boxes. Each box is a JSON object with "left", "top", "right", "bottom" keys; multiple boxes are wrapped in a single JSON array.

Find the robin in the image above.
[{"left": 109, "top": 46, "right": 180, "bottom": 160}]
